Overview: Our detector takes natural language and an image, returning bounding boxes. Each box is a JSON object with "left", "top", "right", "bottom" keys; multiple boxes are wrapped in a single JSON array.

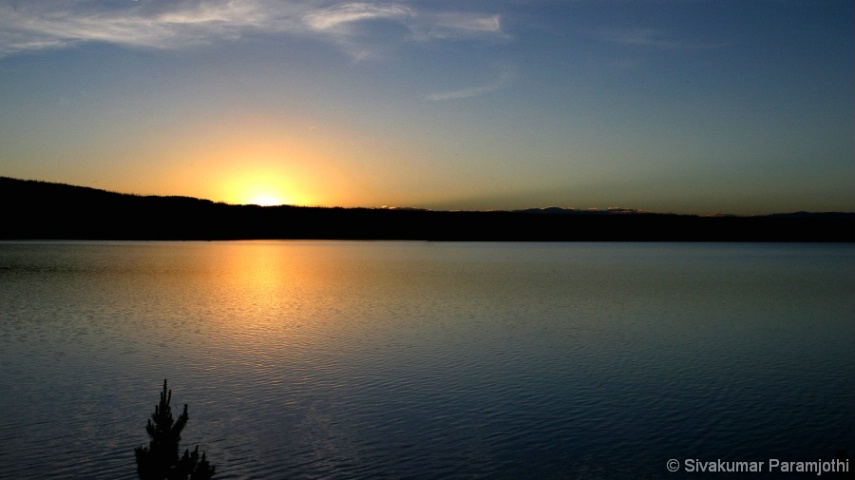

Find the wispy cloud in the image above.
[
  {"left": 410, "top": 12, "right": 503, "bottom": 41},
  {"left": 0, "top": 1, "right": 506, "bottom": 59},
  {"left": 603, "top": 27, "right": 725, "bottom": 50},
  {"left": 0, "top": 1, "right": 286, "bottom": 55},
  {"left": 305, "top": 3, "right": 413, "bottom": 31},
  {"left": 428, "top": 67, "right": 516, "bottom": 102},
  {"left": 302, "top": 3, "right": 506, "bottom": 59}
]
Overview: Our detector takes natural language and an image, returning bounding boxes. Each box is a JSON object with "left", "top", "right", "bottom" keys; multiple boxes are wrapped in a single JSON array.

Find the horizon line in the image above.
[{"left": 2, "top": 175, "right": 853, "bottom": 219}]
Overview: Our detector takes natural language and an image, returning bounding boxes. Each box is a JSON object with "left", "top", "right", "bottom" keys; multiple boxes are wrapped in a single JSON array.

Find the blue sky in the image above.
[{"left": 0, "top": 0, "right": 852, "bottom": 214}]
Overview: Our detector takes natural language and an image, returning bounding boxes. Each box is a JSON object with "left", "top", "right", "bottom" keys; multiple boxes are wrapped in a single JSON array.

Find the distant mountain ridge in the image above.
[
  {"left": 512, "top": 207, "right": 650, "bottom": 215},
  {"left": 1, "top": 177, "right": 853, "bottom": 241}
]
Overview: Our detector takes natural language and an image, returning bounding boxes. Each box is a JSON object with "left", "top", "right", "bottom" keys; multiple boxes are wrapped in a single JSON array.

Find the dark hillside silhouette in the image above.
[{"left": 1, "top": 176, "right": 853, "bottom": 241}]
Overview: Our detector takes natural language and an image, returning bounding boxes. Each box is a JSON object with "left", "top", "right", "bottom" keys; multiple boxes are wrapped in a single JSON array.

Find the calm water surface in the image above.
[{"left": 0, "top": 241, "right": 852, "bottom": 479}]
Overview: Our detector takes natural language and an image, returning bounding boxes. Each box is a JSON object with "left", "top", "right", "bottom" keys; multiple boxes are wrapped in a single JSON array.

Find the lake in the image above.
[{"left": 0, "top": 241, "right": 852, "bottom": 479}]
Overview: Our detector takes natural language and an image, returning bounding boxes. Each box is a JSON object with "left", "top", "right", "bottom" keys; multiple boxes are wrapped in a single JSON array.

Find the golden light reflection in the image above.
[
  {"left": 197, "top": 242, "right": 350, "bottom": 359},
  {"left": 200, "top": 242, "right": 307, "bottom": 349}
]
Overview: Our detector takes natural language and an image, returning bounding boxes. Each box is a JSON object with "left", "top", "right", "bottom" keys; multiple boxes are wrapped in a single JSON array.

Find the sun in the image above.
[
  {"left": 214, "top": 163, "right": 315, "bottom": 207},
  {"left": 227, "top": 173, "right": 293, "bottom": 206},
  {"left": 251, "top": 194, "right": 283, "bottom": 207}
]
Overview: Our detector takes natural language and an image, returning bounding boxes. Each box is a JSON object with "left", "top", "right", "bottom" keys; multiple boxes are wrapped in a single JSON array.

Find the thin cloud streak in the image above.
[
  {"left": 427, "top": 68, "right": 516, "bottom": 101},
  {"left": 0, "top": 1, "right": 506, "bottom": 58},
  {"left": 603, "top": 27, "right": 727, "bottom": 50},
  {"left": 0, "top": 1, "right": 285, "bottom": 55},
  {"left": 410, "top": 13, "right": 504, "bottom": 41},
  {"left": 304, "top": 3, "right": 413, "bottom": 31}
]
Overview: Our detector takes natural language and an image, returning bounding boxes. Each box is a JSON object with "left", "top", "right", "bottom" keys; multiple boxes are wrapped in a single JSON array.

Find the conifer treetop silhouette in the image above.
[{"left": 135, "top": 380, "right": 215, "bottom": 480}]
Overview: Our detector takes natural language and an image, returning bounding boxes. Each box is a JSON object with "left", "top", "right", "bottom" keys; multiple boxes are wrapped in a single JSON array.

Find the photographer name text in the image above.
[{"left": 666, "top": 458, "right": 850, "bottom": 475}]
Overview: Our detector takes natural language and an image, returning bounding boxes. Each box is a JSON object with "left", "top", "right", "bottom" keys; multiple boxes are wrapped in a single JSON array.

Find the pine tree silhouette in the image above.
[{"left": 135, "top": 380, "right": 216, "bottom": 480}]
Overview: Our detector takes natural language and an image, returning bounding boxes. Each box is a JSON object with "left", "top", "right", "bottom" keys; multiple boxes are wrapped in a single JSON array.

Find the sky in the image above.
[{"left": 0, "top": 0, "right": 852, "bottom": 214}]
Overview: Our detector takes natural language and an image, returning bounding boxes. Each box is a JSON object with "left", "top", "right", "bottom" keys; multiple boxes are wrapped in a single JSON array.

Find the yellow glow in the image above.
[
  {"left": 144, "top": 112, "right": 369, "bottom": 207},
  {"left": 195, "top": 152, "right": 313, "bottom": 206},
  {"left": 227, "top": 171, "right": 299, "bottom": 206},
  {"left": 251, "top": 194, "right": 283, "bottom": 207}
]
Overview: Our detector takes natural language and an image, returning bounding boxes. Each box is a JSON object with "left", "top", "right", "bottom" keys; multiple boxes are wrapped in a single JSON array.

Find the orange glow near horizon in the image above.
[
  {"left": 251, "top": 194, "right": 284, "bottom": 207},
  {"left": 157, "top": 123, "right": 323, "bottom": 206},
  {"left": 170, "top": 117, "right": 368, "bottom": 207},
  {"left": 223, "top": 169, "right": 303, "bottom": 206}
]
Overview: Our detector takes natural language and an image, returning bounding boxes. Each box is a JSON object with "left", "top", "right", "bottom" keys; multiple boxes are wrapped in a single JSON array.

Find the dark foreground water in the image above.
[{"left": 0, "top": 241, "right": 852, "bottom": 479}]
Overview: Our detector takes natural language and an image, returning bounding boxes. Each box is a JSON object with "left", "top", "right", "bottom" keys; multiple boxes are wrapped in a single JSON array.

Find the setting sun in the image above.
[
  {"left": 212, "top": 165, "right": 310, "bottom": 207},
  {"left": 242, "top": 183, "right": 292, "bottom": 206},
  {"left": 251, "top": 194, "right": 283, "bottom": 207}
]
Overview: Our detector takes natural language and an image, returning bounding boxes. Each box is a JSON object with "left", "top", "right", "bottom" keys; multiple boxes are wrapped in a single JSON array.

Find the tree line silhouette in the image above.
[{"left": 2, "top": 176, "right": 853, "bottom": 241}]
